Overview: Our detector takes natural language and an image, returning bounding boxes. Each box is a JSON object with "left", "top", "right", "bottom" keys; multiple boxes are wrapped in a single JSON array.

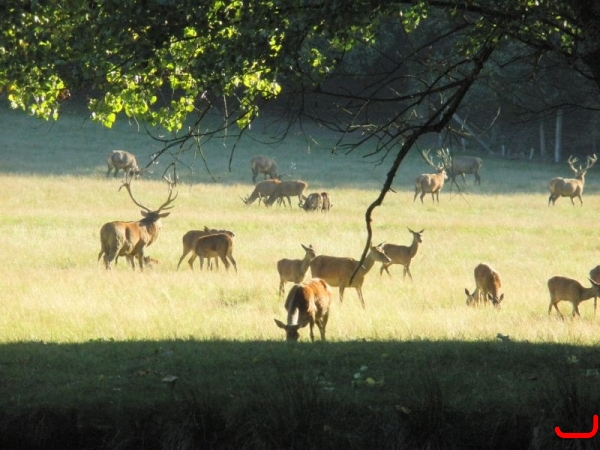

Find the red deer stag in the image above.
[
  {"left": 240, "top": 179, "right": 282, "bottom": 206},
  {"left": 300, "top": 193, "right": 323, "bottom": 212},
  {"left": 274, "top": 278, "right": 332, "bottom": 342},
  {"left": 380, "top": 228, "right": 424, "bottom": 280},
  {"left": 177, "top": 227, "right": 235, "bottom": 270},
  {"left": 194, "top": 233, "right": 237, "bottom": 272},
  {"left": 414, "top": 149, "right": 450, "bottom": 203},
  {"left": 106, "top": 150, "right": 141, "bottom": 178},
  {"left": 277, "top": 244, "right": 317, "bottom": 297},
  {"left": 265, "top": 180, "right": 308, "bottom": 207},
  {"left": 548, "top": 154, "right": 597, "bottom": 206},
  {"left": 445, "top": 155, "right": 483, "bottom": 185},
  {"left": 98, "top": 177, "right": 177, "bottom": 270},
  {"left": 548, "top": 276, "right": 600, "bottom": 319},
  {"left": 309, "top": 244, "right": 391, "bottom": 308},
  {"left": 250, "top": 155, "right": 280, "bottom": 182},
  {"left": 465, "top": 263, "right": 504, "bottom": 308}
]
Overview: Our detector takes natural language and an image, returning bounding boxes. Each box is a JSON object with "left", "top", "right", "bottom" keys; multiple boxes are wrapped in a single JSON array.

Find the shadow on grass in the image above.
[{"left": 0, "top": 339, "right": 599, "bottom": 449}]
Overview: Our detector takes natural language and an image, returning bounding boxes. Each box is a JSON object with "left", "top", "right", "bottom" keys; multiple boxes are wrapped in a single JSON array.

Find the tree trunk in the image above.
[
  {"left": 539, "top": 119, "right": 546, "bottom": 157},
  {"left": 554, "top": 109, "right": 563, "bottom": 163}
]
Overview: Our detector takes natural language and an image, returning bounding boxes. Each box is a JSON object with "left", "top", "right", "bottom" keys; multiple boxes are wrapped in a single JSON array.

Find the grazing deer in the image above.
[
  {"left": 380, "top": 228, "right": 424, "bottom": 280},
  {"left": 240, "top": 179, "right": 282, "bottom": 206},
  {"left": 274, "top": 278, "right": 332, "bottom": 342},
  {"left": 265, "top": 180, "right": 308, "bottom": 207},
  {"left": 589, "top": 265, "right": 600, "bottom": 284},
  {"left": 277, "top": 244, "right": 317, "bottom": 297},
  {"left": 106, "top": 150, "right": 141, "bottom": 178},
  {"left": 177, "top": 227, "right": 235, "bottom": 270},
  {"left": 321, "top": 192, "right": 332, "bottom": 212},
  {"left": 309, "top": 244, "right": 391, "bottom": 308},
  {"left": 194, "top": 233, "right": 237, "bottom": 272},
  {"left": 465, "top": 263, "right": 504, "bottom": 308},
  {"left": 301, "top": 193, "right": 323, "bottom": 212},
  {"left": 445, "top": 155, "right": 483, "bottom": 185},
  {"left": 414, "top": 149, "right": 450, "bottom": 203},
  {"left": 250, "top": 155, "right": 280, "bottom": 182},
  {"left": 548, "top": 154, "right": 597, "bottom": 206},
  {"left": 547, "top": 276, "right": 600, "bottom": 318},
  {"left": 98, "top": 176, "right": 177, "bottom": 270}
]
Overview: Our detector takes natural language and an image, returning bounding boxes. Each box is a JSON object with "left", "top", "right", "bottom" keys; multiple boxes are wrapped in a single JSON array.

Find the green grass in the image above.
[{"left": 1, "top": 105, "right": 600, "bottom": 448}]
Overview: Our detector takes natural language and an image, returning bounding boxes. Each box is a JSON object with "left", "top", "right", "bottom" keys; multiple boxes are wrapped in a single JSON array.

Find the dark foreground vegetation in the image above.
[{"left": 0, "top": 339, "right": 599, "bottom": 450}]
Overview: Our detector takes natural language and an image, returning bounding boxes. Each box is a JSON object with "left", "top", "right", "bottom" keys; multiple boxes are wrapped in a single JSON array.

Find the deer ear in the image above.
[
  {"left": 158, "top": 212, "right": 171, "bottom": 218},
  {"left": 274, "top": 319, "right": 287, "bottom": 329},
  {"left": 464, "top": 288, "right": 470, "bottom": 295},
  {"left": 141, "top": 210, "right": 149, "bottom": 217}
]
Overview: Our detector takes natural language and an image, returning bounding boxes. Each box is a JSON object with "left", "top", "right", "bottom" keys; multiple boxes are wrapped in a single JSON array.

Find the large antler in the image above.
[
  {"left": 567, "top": 155, "right": 580, "bottom": 174},
  {"left": 119, "top": 174, "right": 151, "bottom": 212},
  {"left": 584, "top": 154, "right": 598, "bottom": 171},
  {"left": 419, "top": 149, "right": 446, "bottom": 170},
  {"left": 156, "top": 175, "right": 178, "bottom": 212},
  {"left": 118, "top": 174, "right": 177, "bottom": 212}
]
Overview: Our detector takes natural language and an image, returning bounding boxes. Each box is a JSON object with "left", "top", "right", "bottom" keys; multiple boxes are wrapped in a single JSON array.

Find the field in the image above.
[{"left": 1, "top": 104, "right": 600, "bottom": 449}]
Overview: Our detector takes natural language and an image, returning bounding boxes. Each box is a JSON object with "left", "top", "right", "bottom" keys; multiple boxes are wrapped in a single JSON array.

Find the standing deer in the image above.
[
  {"left": 265, "top": 180, "right": 308, "bottom": 207},
  {"left": 548, "top": 154, "right": 597, "bottom": 206},
  {"left": 277, "top": 244, "right": 317, "bottom": 297},
  {"left": 177, "top": 227, "right": 235, "bottom": 270},
  {"left": 300, "top": 193, "right": 323, "bottom": 212},
  {"left": 194, "top": 233, "right": 237, "bottom": 272},
  {"left": 445, "top": 155, "right": 483, "bottom": 185},
  {"left": 274, "top": 278, "right": 332, "bottom": 342},
  {"left": 465, "top": 263, "right": 504, "bottom": 308},
  {"left": 106, "top": 150, "right": 141, "bottom": 178},
  {"left": 98, "top": 176, "right": 177, "bottom": 270},
  {"left": 309, "top": 244, "right": 391, "bottom": 308},
  {"left": 241, "top": 179, "right": 282, "bottom": 206},
  {"left": 414, "top": 149, "right": 450, "bottom": 203},
  {"left": 548, "top": 276, "right": 600, "bottom": 318},
  {"left": 380, "top": 228, "right": 424, "bottom": 280},
  {"left": 250, "top": 155, "right": 280, "bottom": 182}
]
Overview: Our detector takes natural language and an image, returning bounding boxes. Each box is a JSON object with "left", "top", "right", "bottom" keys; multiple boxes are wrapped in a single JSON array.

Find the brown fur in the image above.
[
  {"left": 547, "top": 276, "right": 600, "bottom": 319},
  {"left": 301, "top": 193, "right": 323, "bottom": 212},
  {"left": 414, "top": 170, "right": 447, "bottom": 203},
  {"left": 465, "top": 263, "right": 504, "bottom": 308},
  {"left": 241, "top": 179, "right": 282, "bottom": 206},
  {"left": 320, "top": 192, "right": 332, "bottom": 211},
  {"left": 265, "top": 180, "right": 308, "bottom": 207},
  {"left": 309, "top": 245, "right": 391, "bottom": 308},
  {"left": 250, "top": 155, "right": 280, "bottom": 182},
  {"left": 380, "top": 228, "right": 423, "bottom": 279},
  {"left": 446, "top": 156, "right": 483, "bottom": 185},
  {"left": 274, "top": 278, "right": 332, "bottom": 342},
  {"left": 277, "top": 244, "right": 317, "bottom": 297},
  {"left": 548, "top": 154, "right": 597, "bottom": 206},
  {"left": 177, "top": 227, "right": 235, "bottom": 270},
  {"left": 106, "top": 150, "right": 140, "bottom": 178},
  {"left": 194, "top": 233, "right": 237, "bottom": 272}
]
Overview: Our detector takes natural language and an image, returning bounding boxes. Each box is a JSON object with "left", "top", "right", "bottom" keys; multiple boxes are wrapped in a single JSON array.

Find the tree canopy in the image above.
[{"left": 2, "top": 0, "right": 600, "bottom": 246}]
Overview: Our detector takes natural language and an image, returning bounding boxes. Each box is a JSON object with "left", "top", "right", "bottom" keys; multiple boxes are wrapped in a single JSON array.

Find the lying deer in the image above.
[
  {"left": 277, "top": 244, "right": 317, "bottom": 297},
  {"left": 380, "top": 228, "right": 424, "bottom": 280},
  {"left": 414, "top": 149, "right": 449, "bottom": 203},
  {"left": 106, "top": 150, "right": 141, "bottom": 178},
  {"left": 445, "top": 155, "right": 483, "bottom": 185},
  {"left": 547, "top": 276, "right": 600, "bottom": 319},
  {"left": 98, "top": 176, "right": 176, "bottom": 270},
  {"left": 309, "top": 244, "right": 391, "bottom": 308},
  {"left": 250, "top": 155, "right": 280, "bottom": 182},
  {"left": 548, "top": 154, "right": 597, "bottom": 206},
  {"left": 177, "top": 227, "right": 235, "bottom": 270},
  {"left": 274, "top": 278, "right": 332, "bottom": 342},
  {"left": 465, "top": 263, "right": 504, "bottom": 308},
  {"left": 194, "top": 233, "right": 237, "bottom": 272}
]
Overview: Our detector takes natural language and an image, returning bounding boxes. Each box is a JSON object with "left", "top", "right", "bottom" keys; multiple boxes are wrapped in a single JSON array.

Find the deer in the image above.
[
  {"left": 445, "top": 155, "right": 483, "bottom": 185},
  {"left": 414, "top": 149, "right": 450, "bottom": 203},
  {"left": 265, "top": 180, "right": 308, "bottom": 207},
  {"left": 547, "top": 276, "right": 600, "bottom": 319},
  {"left": 379, "top": 228, "right": 424, "bottom": 280},
  {"left": 277, "top": 244, "right": 317, "bottom": 297},
  {"left": 274, "top": 278, "right": 332, "bottom": 342},
  {"left": 240, "top": 179, "right": 282, "bottom": 206},
  {"left": 194, "top": 233, "right": 237, "bottom": 272},
  {"left": 117, "top": 255, "right": 159, "bottom": 269},
  {"left": 250, "top": 155, "right": 281, "bottom": 182},
  {"left": 98, "top": 176, "right": 177, "bottom": 271},
  {"left": 177, "top": 227, "right": 235, "bottom": 270},
  {"left": 106, "top": 150, "right": 141, "bottom": 178},
  {"left": 300, "top": 193, "right": 323, "bottom": 212},
  {"left": 464, "top": 263, "right": 504, "bottom": 309},
  {"left": 548, "top": 154, "right": 597, "bottom": 206},
  {"left": 320, "top": 192, "right": 332, "bottom": 212},
  {"left": 589, "top": 265, "right": 600, "bottom": 284},
  {"left": 309, "top": 244, "right": 391, "bottom": 308}
]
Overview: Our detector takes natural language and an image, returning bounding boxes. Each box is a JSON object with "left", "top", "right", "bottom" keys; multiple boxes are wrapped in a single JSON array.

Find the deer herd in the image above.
[{"left": 98, "top": 150, "right": 600, "bottom": 342}]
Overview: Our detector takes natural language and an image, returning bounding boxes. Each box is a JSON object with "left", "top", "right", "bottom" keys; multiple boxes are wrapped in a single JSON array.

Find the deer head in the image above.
[{"left": 567, "top": 154, "right": 597, "bottom": 179}]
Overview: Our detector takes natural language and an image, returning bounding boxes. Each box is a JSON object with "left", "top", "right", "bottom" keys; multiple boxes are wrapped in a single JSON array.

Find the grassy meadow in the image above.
[{"left": 1, "top": 104, "right": 600, "bottom": 448}]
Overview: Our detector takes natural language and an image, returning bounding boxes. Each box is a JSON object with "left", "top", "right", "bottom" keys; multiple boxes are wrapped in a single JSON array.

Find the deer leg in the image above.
[
  {"left": 309, "top": 319, "right": 315, "bottom": 342},
  {"left": 339, "top": 287, "right": 345, "bottom": 304},
  {"left": 404, "top": 265, "right": 413, "bottom": 280},
  {"left": 227, "top": 254, "right": 237, "bottom": 273},
  {"left": 380, "top": 264, "right": 391, "bottom": 277},
  {"left": 187, "top": 253, "right": 196, "bottom": 270},
  {"left": 573, "top": 303, "right": 581, "bottom": 317},
  {"left": 219, "top": 254, "right": 229, "bottom": 270},
  {"left": 176, "top": 251, "right": 189, "bottom": 270},
  {"left": 356, "top": 287, "right": 366, "bottom": 309},
  {"left": 279, "top": 280, "right": 285, "bottom": 297},
  {"left": 136, "top": 252, "right": 144, "bottom": 272},
  {"left": 317, "top": 315, "right": 328, "bottom": 341}
]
